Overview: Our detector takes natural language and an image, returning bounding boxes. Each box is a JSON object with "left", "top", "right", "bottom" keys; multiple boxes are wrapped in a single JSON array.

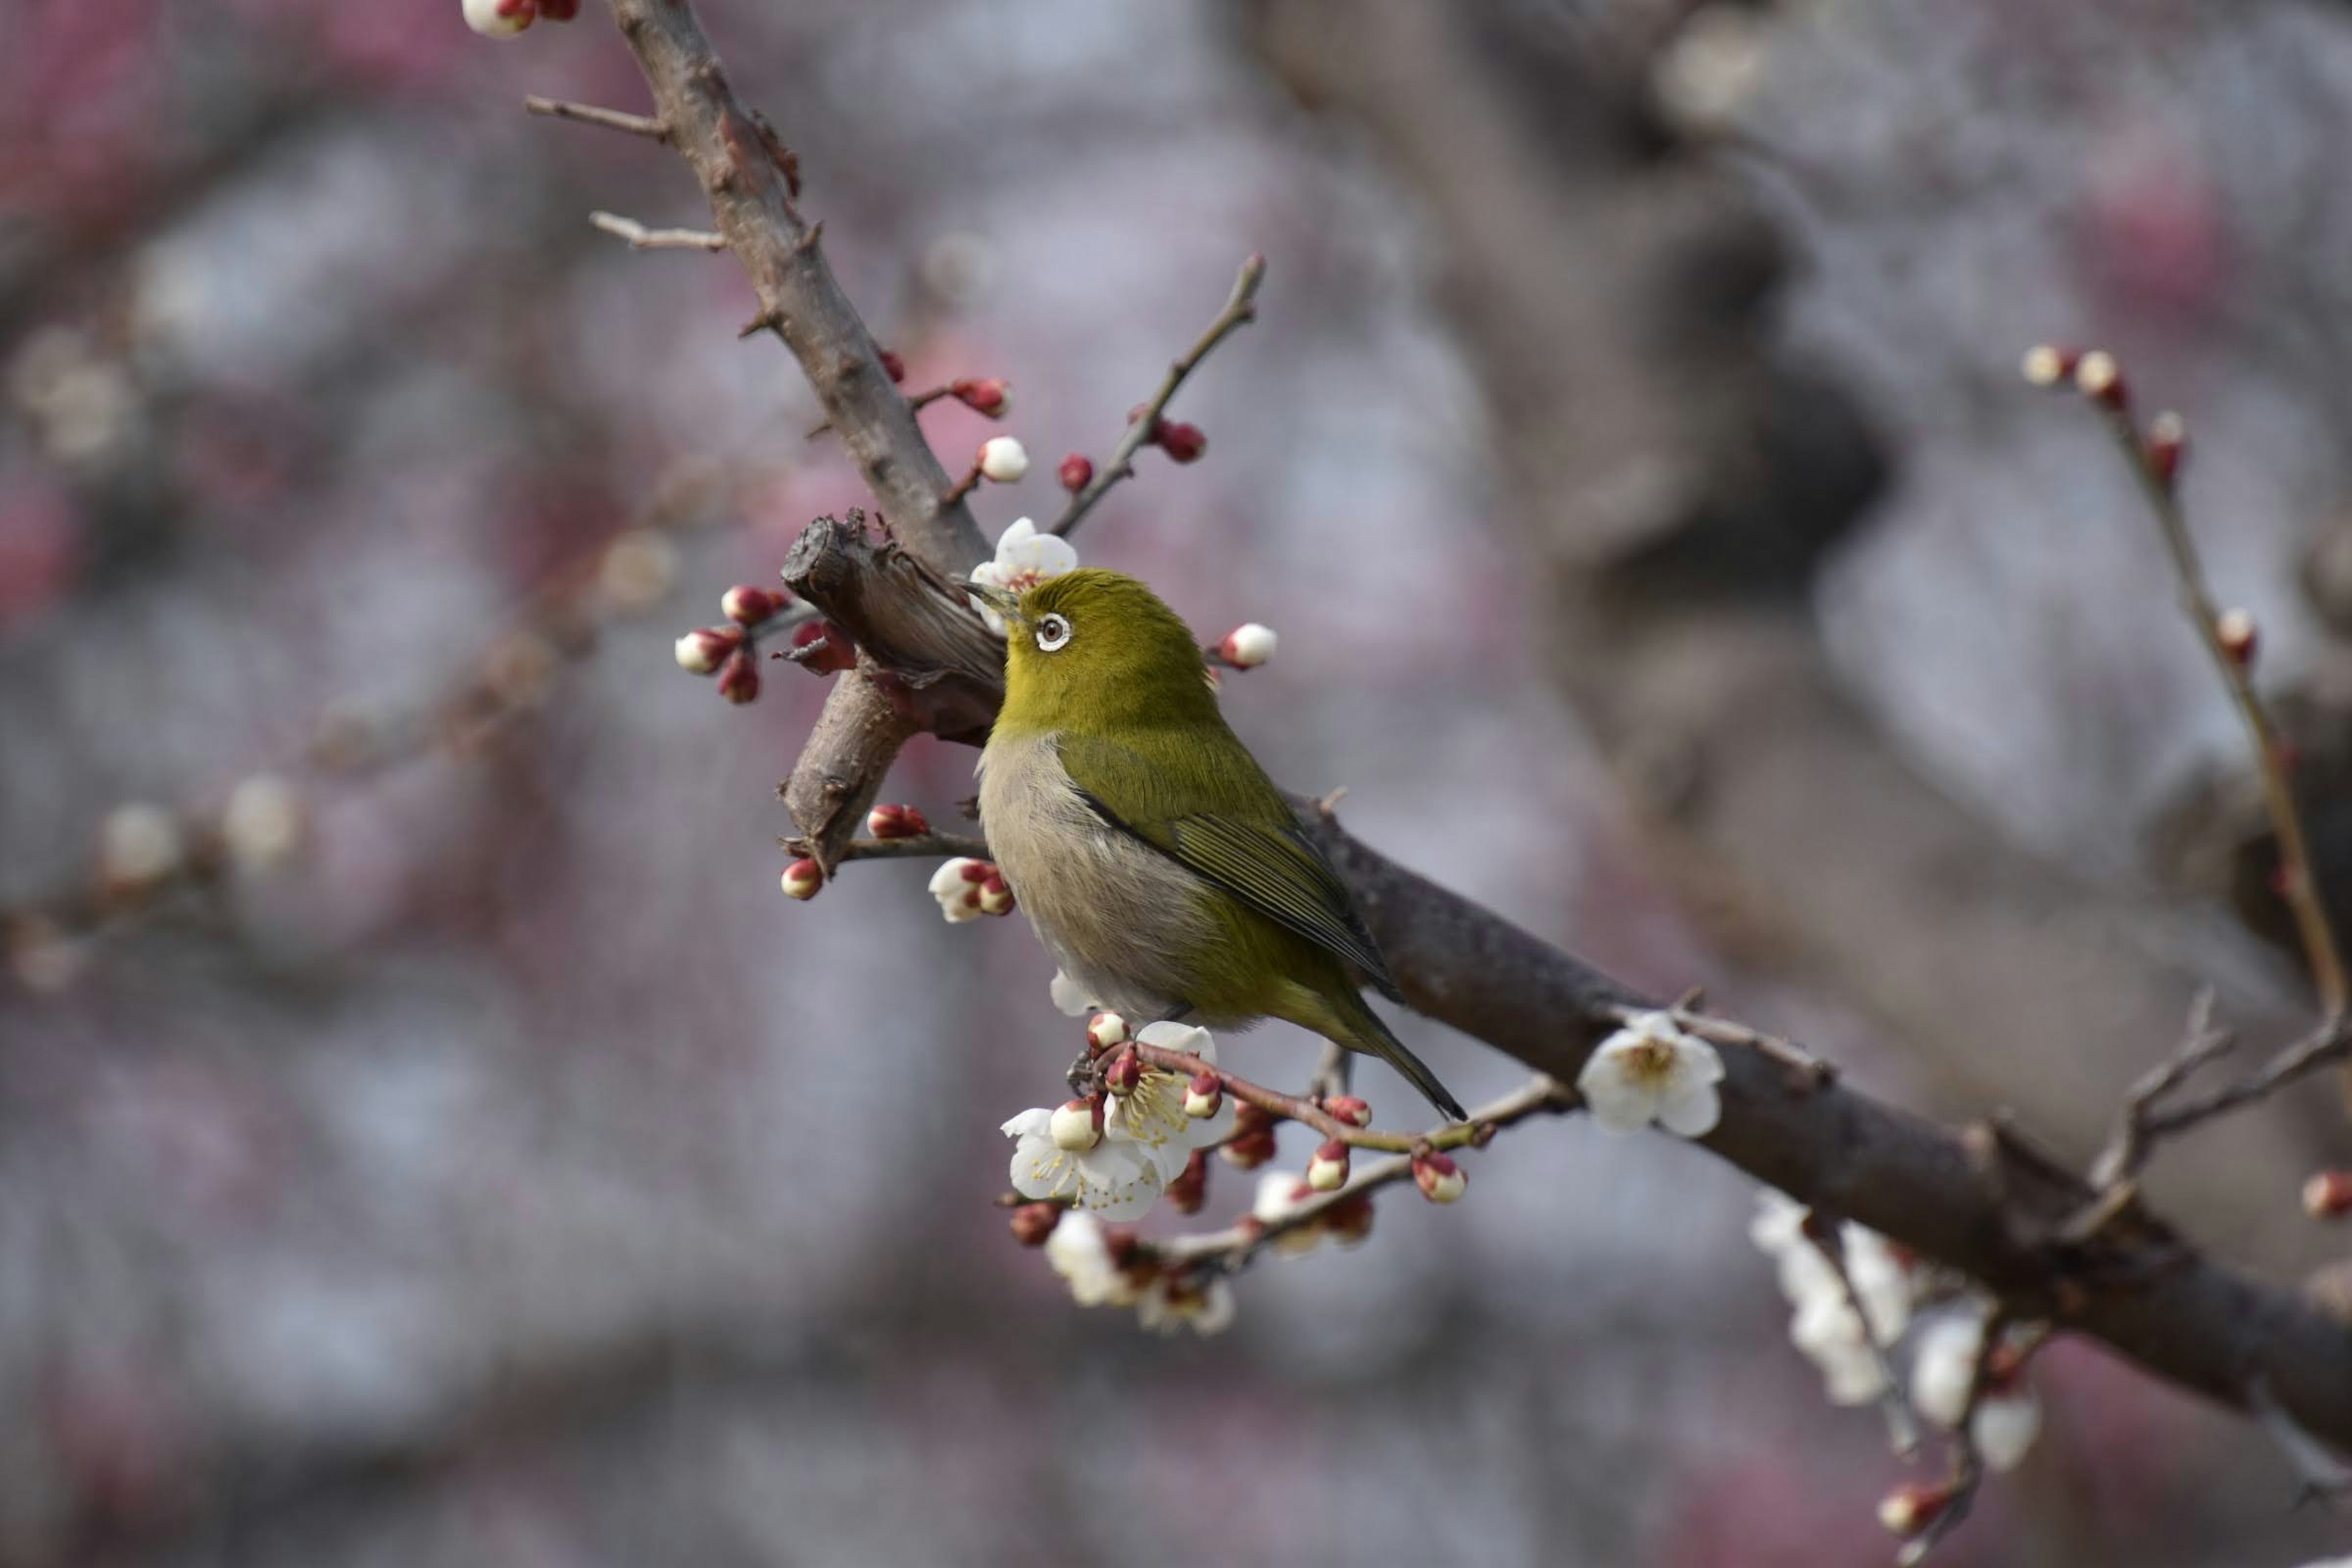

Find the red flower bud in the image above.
[
  {"left": 950, "top": 377, "right": 1012, "bottom": 417},
  {"left": 979, "top": 870, "right": 1016, "bottom": 916},
  {"left": 1166, "top": 1150, "right": 1210, "bottom": 1215},
  {"left": 1322, "top": 1189, "right": 1375, "bottom": 1245},
  {"left": 1156, "top": 421, "right": 1207, "bottom": 463},
  {"left": 1232, "top": 1102, "right": 1278, "bottom": 1137},
  {"left": 1412, "top": 1150, "right": 1466, "bottom": 1204},
  {"left": 2073, "top": 350, "right": 2125, "bottom": 410},
  {"left": 536, "top": 0, "right": 579, "bottom": 19},
  {"left": 674, "top": 626, "right": 741, "bottom": 674},
  {"left": 1087, "top": 1012, "right": 1129, "bottom": 1052},
  {"left": 717, "top": 649, "right": 761, "bottom": 705},
  {"left": 865, "top": 802, "right": 930, "bottom": 840},
  {"left": 1009, "top": 1202, "right": 1061, "bottom": 1246},
  {"left": 722, "top": 584, "right": 786, "bottom": 626},
  {"left": 1104, "top": 1048, "right": 1144, "bottom": 1096},
  {"left": 878, "top": 349, "right": 907, "bottom": 383},
  {"left": 1218, "top": 1126, "right": 1278, "bottom": 1170},
  {"left": 2019, "top": 344, "right": 2079, "bottom": 387},
  {"left": 780, "top": 857, "right": 823, "bottom": 900},
  {"left": 2215, "top": 606, "right": 2256, "bottom": 668},
  {"left": 2307, "top": 1170, "right": 2352, "bottom": 1219},
  {"left": 1183, "top": 1069, "right": 1223, "bottom": 1120},
  {"left": 1324, "top": 1095, "right": 1372, "bottom": 1129},
  {"left": 1306, "top": 1139, "right": 1351, "bottom": 1191},
  {"left": 1058, "top": 453, "right": 1094, "bottom": 492},
  {"left": 1877, "top": 1482, "right": 1957, "bottom": 1540},
  {"left": 2147, "top": 410, "right": 2187, "bottom": 487}
]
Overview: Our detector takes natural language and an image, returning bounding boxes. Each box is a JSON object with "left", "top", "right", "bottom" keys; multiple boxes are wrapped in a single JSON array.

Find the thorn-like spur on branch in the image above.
[
  {"left": 1156, "top": 1076, "right": 1570, "bottom": 1272},
  {"left": 2032, "top": 344, "right": 2349, "bottom": 1022},
  {"left": 589, "top": 210, "right": 728, "bottom": 251},
  {"left": 524, "top": 94, "right": 670, "bottom": 142},
  {"left": 2087, "top": 989, "right": 2236, "bottom": 1190},
  {"left": 1049, "top": 253, "right": 1265, "bottom": 540}
]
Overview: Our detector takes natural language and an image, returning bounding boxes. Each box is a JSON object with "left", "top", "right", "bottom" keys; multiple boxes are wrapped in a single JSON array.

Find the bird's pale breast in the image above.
[{"left": 977, "top": 729, "right": 1217, "bottom": 1021}]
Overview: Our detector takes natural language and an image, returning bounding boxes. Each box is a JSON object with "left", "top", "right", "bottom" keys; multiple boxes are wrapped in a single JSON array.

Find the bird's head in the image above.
[{"left": 963, "top": 568, "right": 1219, "bottom": 733}]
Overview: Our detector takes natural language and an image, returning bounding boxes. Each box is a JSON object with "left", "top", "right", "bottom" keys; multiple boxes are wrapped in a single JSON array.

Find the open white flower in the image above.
[
  {"left": 1005, "top": 1107, "right": 1164, "bottom": 1219},
  {"left": 1912, "top": 1309, "right": 2042, "bottom": 1472},
  {"left": 1135, "top": 1272, "right": 1235, "bottom": 1336},
  {"left": 1752, "top": 1190, "right": 1915, "bottom": 1404},
  {"left": 1103, "top": 1021, "right": 1236, "bottom": 1181},
  {"left": 1044, "top": 1212, "right": 1145, "bottom": 1306},
  {"left": 965, "top": 518, "right": 1076, "bottom": 633},
  {"left": 1576, "top": 1011, "right": 1724, "bottom": 1136},
  {"left": 1050, "top": 970, "right": 1100, "bottom": 1016},
  {"left": 1791, "top": 1292, "right": 1891, "bottom": 1406},
  {"left": 929, "top": 858, "right": 990, "bottom": 922}
]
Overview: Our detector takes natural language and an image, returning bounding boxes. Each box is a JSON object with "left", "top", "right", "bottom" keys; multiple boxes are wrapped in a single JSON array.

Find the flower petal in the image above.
[{"left": 1656, "top": 1080, "right": 1722, "bottom": 1138}]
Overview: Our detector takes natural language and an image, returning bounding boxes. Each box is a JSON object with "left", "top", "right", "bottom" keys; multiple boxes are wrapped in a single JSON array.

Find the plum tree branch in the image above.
[{"left": 578, "top": 0, "right": 2352, "bottom": 1464}]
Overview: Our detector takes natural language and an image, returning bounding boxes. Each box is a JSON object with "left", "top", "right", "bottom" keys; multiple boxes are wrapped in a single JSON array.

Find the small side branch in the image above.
[
  {"left": 524, "top": 95, "right": 670, "bottom": 143},
  {"left": 1049, "top": 254, "right": 1265, "bottom": 540},
  {"left": 590, "top": 211, "right": 728, "bottom": 252}
]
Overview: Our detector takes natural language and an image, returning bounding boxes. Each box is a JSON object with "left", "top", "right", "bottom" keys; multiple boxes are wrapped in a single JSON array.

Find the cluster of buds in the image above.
[
  {"left": 1218, "top": 1102, "right": 1279, "bottom": 1169},
  {"left": 1127, "top": 405, "right": 1207, "bottom": 464},
  {"left": 675, "top": 581, "right": 801, "bottom": 706},
  {"left": 462, "top": 0, "right": 578, "bottom": 38},
  {"left": 1248, "top": 1168, "right": 1376, "bottom": 1256},
  {"left": 1103, "top": 1047, "right": 1144, "bottom": 1097},
  {"left": 928, "top": 857, "right": 1014, "bottom": 921},
  {"left": 2023, "top": 342, "right": 2192, "bottom": 494},
  {"left": 864, "top": 802, "right": 930, "bottom": 840},
  {"left": 1210, "top": 623, "right": 1278, "bottom": 671}
]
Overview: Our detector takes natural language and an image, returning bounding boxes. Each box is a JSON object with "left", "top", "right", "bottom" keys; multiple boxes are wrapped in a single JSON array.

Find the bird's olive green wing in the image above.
[{"left": 1054, "top": 731, "right": 1403, "bottom": 1000}]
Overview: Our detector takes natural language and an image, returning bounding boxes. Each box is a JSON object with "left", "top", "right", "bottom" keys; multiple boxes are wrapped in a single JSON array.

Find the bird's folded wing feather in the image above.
[{"left": 1054, "top": 731, "right": 1403, "bottom": 1000}]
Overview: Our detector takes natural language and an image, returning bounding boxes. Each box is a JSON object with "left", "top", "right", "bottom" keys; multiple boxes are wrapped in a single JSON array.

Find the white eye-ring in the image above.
[{"left": 1035, "top": 612, "right": 1072, "bottom": 652}]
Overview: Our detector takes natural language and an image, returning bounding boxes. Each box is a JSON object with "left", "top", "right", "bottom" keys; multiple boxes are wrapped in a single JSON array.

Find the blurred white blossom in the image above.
[{"left": 1912, "top": 1309, "right": 2042, "bottom": 1471}]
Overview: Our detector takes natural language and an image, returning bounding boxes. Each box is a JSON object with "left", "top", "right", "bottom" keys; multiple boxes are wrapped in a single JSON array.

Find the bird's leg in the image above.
[{"left": 1307, "top": 1039, "right": 1353, "bottom": 1102}]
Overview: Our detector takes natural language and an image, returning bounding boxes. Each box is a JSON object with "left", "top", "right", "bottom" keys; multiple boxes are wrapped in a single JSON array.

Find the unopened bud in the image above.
[
  {"left": 1050, "top": 1098, "right": 1103, "bottom": 1152},
  {"left": 1306, "top": 1139, "right": 1350, "bottom": 1191},
  {"left": 951, "top": 377, "right": 1012, "bottom": 417},
  {"left": 1323, "top": 1190, "right": 1375, "bottom": 1245},
  {"left": 2305, "top": 1170, "right": 2352, "bottom": 1219},
  {"left": 1058, "top": 453, "right": 1094, "bottom": 492},
  {"left": 1219, "top": 1126, "right": 1277, "bottom": 1169},
  {"left": 1009, "top": 1201, "right": 1061, "bottom": 1246},
  {"left": 1215, "top": 622, "right": 1278, "bottom": 669},
  {"left": 717, "top": 649, "right": 761, "bottom": 704},
  {"left": 722, "top": 584, "right": 787, "bottom": 625},
  {"left": 1157, "top": 421, "right": 1207, "bottom": 463},
  {"left": 1087, "top": 1012, "right": 1129, "bottom": 1052},
  {"left": 99, "top": 804, "right": 186, "bottom": 894},
  {"left": 1184, "top": 1070, "right": 1223, "bottom": 1120},
  {"left": 979, "top": 869, "right": 1016, "bottom": 916},
  {"left": 2073, "top": 349, "right": 2125, "bottom": 409},
  {"left": 2215, "top": 606, "right": 2257, "bottom": 668},
  {"left": 790, "top": 619, "right": 856, "bottom": 675},
  {"left": 865, "top": 802, "right": 930, "bottom": 840},
  {"left": 1412, "top": 1151, "right": 1466, "bottom": 1204},
  {"left": 780, "top": 857, "right": 823, "bottom": 900},
  {"left": 1232, "top": 1102, "right": 1278, "bottom": 1137},
  {"left": 674, "top": 626, "right": 741, "bottom": 674},
  {"left": 462, "top": 0, "right": 535, "bottom": 37},
  {"left": 1323, "top": 1095, "right": 1371, "bottom": 1129},
  {"left": 1877, "top": 1482, "right": 1956, "bottom": 1540},
  {"left": 1104, "top": 1048, "right": 1144, "bottom": 1096},
  {"left": 2147, "top": 410, "right": 2187, "bottom": 486},
  {"left": 222, "top": 774, "right": 306, "bottom": 871},
  {"left": 2019, "top": 344, "right": 2078, "bottom": 387},
  {"left": 977, "top": 436, "right": 1030, "bottom": 483},
  {"left": 878, "top": 349, "right": 907, "bottom": 383},
  {"left": 536, "top": 0, "right": 578, "bottom": 16},
  {"left": 1166, "top": 1149, "right": 1210, "bottom": 1215}
]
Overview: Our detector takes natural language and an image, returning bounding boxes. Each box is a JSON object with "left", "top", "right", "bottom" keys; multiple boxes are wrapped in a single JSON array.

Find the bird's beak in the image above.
[{"left": 954, "top": 577, "right": 1023, "bottom": 627}]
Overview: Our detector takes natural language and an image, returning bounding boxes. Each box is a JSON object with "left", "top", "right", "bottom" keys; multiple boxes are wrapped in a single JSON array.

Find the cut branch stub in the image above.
[{"left": 778, "top": 513, "right": 1006, "bottom": 744}]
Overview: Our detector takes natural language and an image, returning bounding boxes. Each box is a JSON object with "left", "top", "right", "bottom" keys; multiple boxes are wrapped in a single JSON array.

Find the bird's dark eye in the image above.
[{"left": 1035, "top": 613, "right": 1072, "bottom": 652}]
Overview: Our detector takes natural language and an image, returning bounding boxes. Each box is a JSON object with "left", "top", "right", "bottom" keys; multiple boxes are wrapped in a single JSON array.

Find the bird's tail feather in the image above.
[{"left": 1330, "top": 990, "right": 1466, "bottom": 1123}]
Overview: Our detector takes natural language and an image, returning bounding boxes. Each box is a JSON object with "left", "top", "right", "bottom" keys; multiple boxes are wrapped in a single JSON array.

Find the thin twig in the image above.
[
  {"left": 2081, "top": 378, "right": 2348, "bottom": 1019},
  {"left": 1800, "top": 1212, "right": 1920, "bottom": 1458},
  {"left": 589, "top": 211, "right": 728, "bottom": 252},
  {"left": 1155, "top": 1076, "right": 1571, "bottom": 1270},
  {"left": 2249, "top": 1374, "right": 2352, "bottom": 1505},
  {"left": 816, "top": 831, "right": 992, "bottom": 863},
  {"left": 2088, "top": 989, "right": 2236, "bottom": 1188},
  {"left": 1131, "top": 1042, "right": 1561, "bottom": 1152},
  {"left": 1048, "top": 254, "right": 1265, "bottom": 540},
  {"left": 2143, "top": 1014, "right": 2352, "bottom": 1137},
  {"left": 524, "top": 96, "right": 670, "bottom": 142}
]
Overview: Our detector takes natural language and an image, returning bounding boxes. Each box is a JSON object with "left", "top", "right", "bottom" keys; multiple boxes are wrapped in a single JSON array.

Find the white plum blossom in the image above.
[
  {"left": 1751, "top": 1191, "right": 1915, "bottom": 1406},
  {"left": 965, "top": 517, "right": 1076, "bottom": 633},
  {"left": 1005, "top": 1107, "right": 1164, "bottom": 1219},
  {"left": 1216, "top": 622, "right": 1278, "bottom": 669},
  {"left": 1911, "top": 1309, "right": 2042, "bottom": 1472},
  {"left": 1136, "top": 1272, "right": 1235, "bottom": 1336},
  {"left": 462, "top": 0, "right": 534, "bottom": 36},
  {"left": 221, "top": 774, "right": 304, "bottom": 872},
  {"left": 977, "top": 435, "right": 1030, "bottom": 483},
  {"left": 928, "top": 858, "right": 989, "bottom": 922},
  {"left": 99, "top": 804, "right": 185, "bottom": 891},
  {"left": 1044, "top": 1212, "right": 1145, "bottom": 1307},
  {"left": 1102, "top": 1021, "right": 1236, "bottom": 1180},
  {"left": 1050, "top": 969, "right": 1099, "bottom": 1016},
  {"left": 1576, "top": 1010, "right": 1724, "bottom": 1136}
]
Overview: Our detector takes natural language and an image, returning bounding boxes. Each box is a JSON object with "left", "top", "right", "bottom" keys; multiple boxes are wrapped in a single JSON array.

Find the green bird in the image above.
[{"left": 963, "top": 567, "right": 1466, "bottom": 1121}]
